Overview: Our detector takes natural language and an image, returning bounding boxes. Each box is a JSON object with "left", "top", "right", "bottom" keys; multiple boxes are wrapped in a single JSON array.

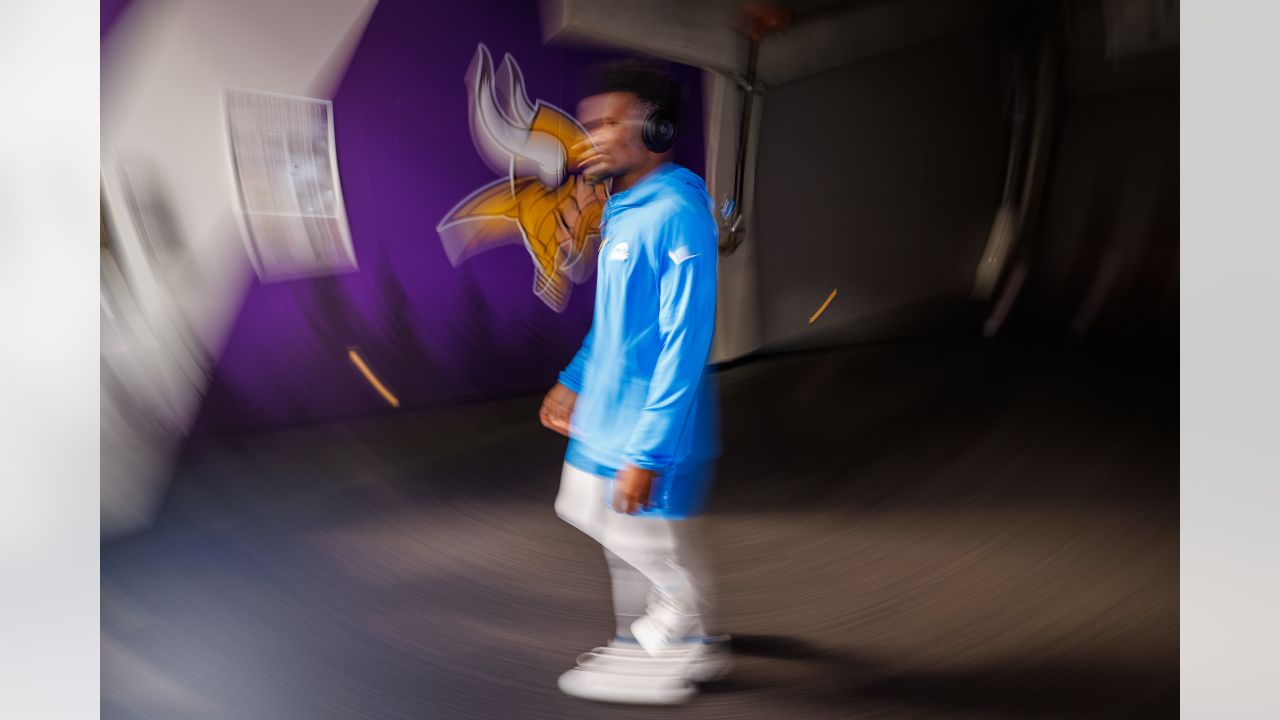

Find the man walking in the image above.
[{"left": 539, "top": 59, "right": 725, "bottom": 705}]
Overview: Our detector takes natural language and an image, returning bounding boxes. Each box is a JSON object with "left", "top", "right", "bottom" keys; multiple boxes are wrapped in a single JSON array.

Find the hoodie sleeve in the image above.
[
  {"left": 622, "top": 205, "right": 717, "bottom": 472},
  {"left": 558, "top": 324, "right": 593, "bottom": 394}
]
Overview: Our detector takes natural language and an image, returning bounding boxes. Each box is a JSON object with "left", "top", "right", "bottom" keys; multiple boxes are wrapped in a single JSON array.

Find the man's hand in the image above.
[
  {"left": 614, "top": 464, "right": 657, "bottom": 515},
  {"left": 539, "top": 382, "right": 577, "bottom": 437}
]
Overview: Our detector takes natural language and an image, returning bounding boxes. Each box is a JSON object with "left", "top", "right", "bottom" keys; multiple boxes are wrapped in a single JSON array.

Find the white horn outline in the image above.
[{"left": 466, "top": 44, "right": 566, "bottom": 188}]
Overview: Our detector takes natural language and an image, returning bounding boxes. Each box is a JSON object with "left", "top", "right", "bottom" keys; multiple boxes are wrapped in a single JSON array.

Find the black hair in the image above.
[{"left": 583, "top": 58, "right": 683, "bottom": 126}]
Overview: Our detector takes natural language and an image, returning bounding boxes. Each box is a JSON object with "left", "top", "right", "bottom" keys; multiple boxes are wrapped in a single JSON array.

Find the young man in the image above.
[{"left": 538, "top": 60, "right": 726, "bottom": 705}]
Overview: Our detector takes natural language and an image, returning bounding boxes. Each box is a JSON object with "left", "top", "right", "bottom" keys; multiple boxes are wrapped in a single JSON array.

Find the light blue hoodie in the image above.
[{"left": 559, "top": 163, "right": 720, "bottom": 519}]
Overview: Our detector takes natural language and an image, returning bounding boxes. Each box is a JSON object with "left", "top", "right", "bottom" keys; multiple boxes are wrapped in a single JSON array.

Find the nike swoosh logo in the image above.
[{"left": 668, "top": 250, "right": 700, "bottom": 266}]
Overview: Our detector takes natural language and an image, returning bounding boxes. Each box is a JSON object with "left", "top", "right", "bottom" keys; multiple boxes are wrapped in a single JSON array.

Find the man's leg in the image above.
[
  {"left": 605, "top": 549, "right": 651, "bottom": 640},
  {"left": 600, "top": 510, "right": 710, "bottom": 649},
  {"left": 556, "top": 463, "right": 715, "bottom": 643},
  {"left": 554, "top": 463, "right": 607, "bottom": 542},
  {"left": 555, "top": 467, "right": 727, "bottom": 703},
  {"left": 557, "top": 463, "right": 657, "bottom": 640}
]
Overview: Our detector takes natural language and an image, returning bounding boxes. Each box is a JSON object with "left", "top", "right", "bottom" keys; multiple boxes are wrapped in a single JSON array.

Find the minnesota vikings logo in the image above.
[{"left": 436, "top": 44, "right": 609, "bottom": 313}]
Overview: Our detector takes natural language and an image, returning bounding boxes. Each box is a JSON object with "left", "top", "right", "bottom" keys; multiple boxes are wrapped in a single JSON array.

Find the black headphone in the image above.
[{"left": 641, "top": 96, "right": 678, "bottom": 154}]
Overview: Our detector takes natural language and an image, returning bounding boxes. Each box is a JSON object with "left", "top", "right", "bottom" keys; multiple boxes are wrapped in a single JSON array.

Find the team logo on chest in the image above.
[{"left": 608, "top": 241, "right": 631, "bottom": 262}]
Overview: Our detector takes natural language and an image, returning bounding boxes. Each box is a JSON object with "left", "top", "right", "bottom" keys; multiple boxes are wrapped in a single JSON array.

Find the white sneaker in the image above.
[
  {"left": 631, "top": 595, "right": 701, "bottom": 655},
  {"left": 556, "top": 637, "right": 732, "bottom": 705},
  {"left": 588, "top": 637, "right": 733, "bottom": 682}
]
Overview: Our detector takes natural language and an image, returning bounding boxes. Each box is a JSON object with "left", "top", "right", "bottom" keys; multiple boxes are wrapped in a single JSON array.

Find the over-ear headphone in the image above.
[{"left": 641, "top": 102, "right": 677, "bottom": 153}]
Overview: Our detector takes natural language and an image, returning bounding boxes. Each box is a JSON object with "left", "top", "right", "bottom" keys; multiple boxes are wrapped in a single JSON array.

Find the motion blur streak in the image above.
[{"left": 348, "top": 348, "right": 401, "bottom": 408}]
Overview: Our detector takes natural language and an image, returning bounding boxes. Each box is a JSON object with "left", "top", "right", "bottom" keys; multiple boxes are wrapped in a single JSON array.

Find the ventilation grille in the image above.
[{"left": 226, "top": 88, "right": 356, "bottom": 281}]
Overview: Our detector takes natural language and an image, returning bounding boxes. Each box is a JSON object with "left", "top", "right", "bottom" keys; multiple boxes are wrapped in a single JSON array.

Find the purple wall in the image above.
[
  {"left": 101, "top": 0, "right": 133, "bottom": 38},
  {"left": 192, "top": 0, "right": 704, "bottom": 433}
]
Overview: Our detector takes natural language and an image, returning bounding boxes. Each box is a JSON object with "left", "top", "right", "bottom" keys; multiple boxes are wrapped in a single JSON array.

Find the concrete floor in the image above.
[{"left": 102, "top": 338, "right": 1177, "bottom": 719}]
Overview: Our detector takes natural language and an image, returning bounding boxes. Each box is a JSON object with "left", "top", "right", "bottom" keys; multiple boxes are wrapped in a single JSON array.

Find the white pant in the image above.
[{"left": 554, "top": 463, "right": 710, "bottom": 639}]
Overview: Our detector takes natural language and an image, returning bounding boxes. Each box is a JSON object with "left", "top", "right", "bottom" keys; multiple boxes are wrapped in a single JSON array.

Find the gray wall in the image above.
[
  {"left": 752, "top": 27, "right": 1005, "bottom": 352},
  {"left": 1010, "top": 90, "right": 1178, "bottom": 345}
]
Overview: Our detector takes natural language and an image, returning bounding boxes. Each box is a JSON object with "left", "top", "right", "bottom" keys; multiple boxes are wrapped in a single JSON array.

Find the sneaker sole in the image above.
[{"left": 557, "top": 669, "right": 696, "bottom": 705}]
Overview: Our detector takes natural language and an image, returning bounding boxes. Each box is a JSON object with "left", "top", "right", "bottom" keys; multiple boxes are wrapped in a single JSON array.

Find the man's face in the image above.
[{"left": 575, "top": 91, "right": 650, "bottom": 180}]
